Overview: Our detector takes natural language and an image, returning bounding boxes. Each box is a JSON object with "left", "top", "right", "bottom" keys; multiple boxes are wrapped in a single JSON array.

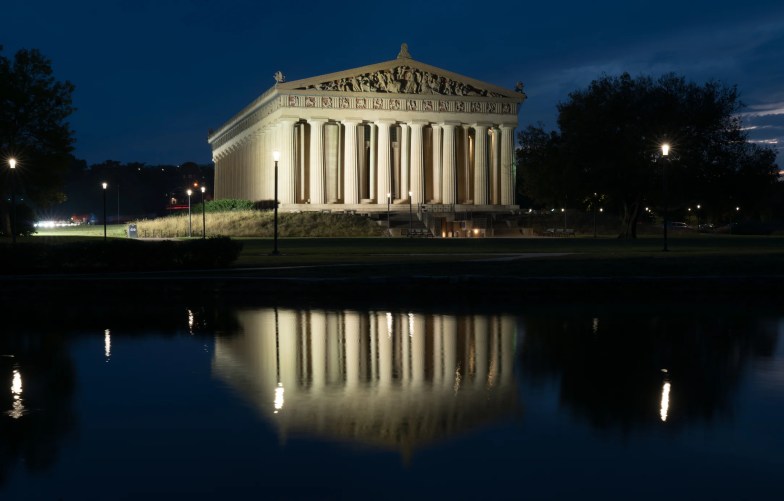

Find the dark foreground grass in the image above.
[{"left": 2, "top": 234, "right": 783, "bottom": 300}]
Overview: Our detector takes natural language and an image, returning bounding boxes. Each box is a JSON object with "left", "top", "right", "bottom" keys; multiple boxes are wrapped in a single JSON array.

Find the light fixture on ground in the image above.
[
  {"left": 102, "top": 182, "right": 108, "bottom": 241},
  {"left": 201, "top": 186, "right": 206, "bottom": 239},
  {"left": 8, "top": 158, "right": 16, "bottom": 244},
  {"left": 271, "top": 151, "right": 280, "bottom": 255},
  {"left": 661, "top": 143, "right": 670, "bottom": 252},
  {"left": 186, "top": 189, "right": 193, "bottom": 237}
]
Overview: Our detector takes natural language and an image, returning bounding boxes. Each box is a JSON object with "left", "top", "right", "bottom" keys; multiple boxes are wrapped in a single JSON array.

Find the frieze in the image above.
[
  {"left": 281, "top": 95, "right": 517, "bottom": 116},
  {"left": 294, "top": 65, "right": 507, "bottom": 98}
]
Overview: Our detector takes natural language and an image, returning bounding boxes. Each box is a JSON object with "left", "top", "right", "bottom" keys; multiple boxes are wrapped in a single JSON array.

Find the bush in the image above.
[{"left": 197, "top": 199, "right": 254, "bottom": 213}]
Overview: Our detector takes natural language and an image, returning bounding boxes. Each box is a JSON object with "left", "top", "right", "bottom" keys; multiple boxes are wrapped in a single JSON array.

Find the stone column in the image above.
[
  {"left": 500, "top": 125, "right": 515, "bottom": 205},
  {"left": 409, "top": 121, "right": 425, "bottom": 204},
  {"left": 473, "top": 124, "right": 489, "bottom": 205},
  {"left": 400, "top": 123, "right": 410, "bottom": 199},
  {"left": 491, "top": 126, "right": 501, "bottom": 204},
  {"left": 376, "top": 120, "right": 393, "bottom": 204},
  {"left": 342, "top": 120, "right": 360, "bottom": 204},
  {"left": 441, "top": 122, "right": 457, "bottom": 204},
  {"left": 431, "top": 124, "right": 442, "bottom": 202},
  {"left": 308, "top": 118, "right": 327, "bottom": 204},
  {"left": 325, "top": 122, "right": 340, "bottom": 203},
  {"left": 369, "top": 123, "right": 377, "bottom": 201},
  {"left": 279, "top": 119, "right": 296, "bottom": 204}
]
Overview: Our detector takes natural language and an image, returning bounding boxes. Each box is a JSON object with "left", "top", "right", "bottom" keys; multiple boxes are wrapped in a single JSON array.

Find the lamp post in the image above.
[
  {"left": 696, "top": 203, "right": 701, "bottom": 231},
  {"left": 9, "top": 158, "right": 16, "bottom": 244},
  {"left": 387, "top": 192, "right": 391, "bottom": 236},
  {"left": 408, "top": 191, "right": 413, "bottom": 235},
  {"left": 661, "top": 143, "right": 670, "bottom": 252},
  {"left": 731, "top": 206, "right": 740, "bottom": 234},
  {"left": 102, "top": 182, "right": 108, "bottom": 242},
  {"left": 201, "top": 186, "right": 206, "bottom": 239},
  {"left": 271, "top": 151, "right": 280, "bottom": 255},
  {"left": 186, "top": 189, "right": 193, "bottom": 237}
]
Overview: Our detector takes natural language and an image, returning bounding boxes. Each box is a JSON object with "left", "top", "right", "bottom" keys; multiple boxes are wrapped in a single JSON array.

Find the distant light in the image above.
[
  {"left": 272, "top": 151, "right": 280, "bottom": 161},
  {"left": 273, "top": 383, "right": 284, "bottom": 413},
  {"left": 561, "top": 208, "right": 565, "bottom": 212},
  {"left": 736, "top": 206, "right": 740, "bottom": 211},
  {"left": 696, "top": 204, "right": 701, "bottom": 209},
  {"left": 104, "top": 329, "right": 111, "bottom": 358},
  {"left": 661, "top": 143, "right": 670, "bottom": 156},
  {"left": 599, "top": 208, "right": 604, "bottom": 212},
  {"left": 102, "top": 182, "right": 108, "bottom": 190},
  {"left": 8, "top": 158, "right": 16, "bottom": 169},
  {"left": 660, "top": 381, "right": 671, "bottom": 422},
  {"left": 200, "top": 186, "right": 206, "bottom": 193},
  {"left": 186, "top": 189, "right": 193, "bottom": 196}
]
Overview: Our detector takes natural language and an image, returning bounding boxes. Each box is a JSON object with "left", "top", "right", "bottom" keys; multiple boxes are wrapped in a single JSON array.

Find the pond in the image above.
[{"left": 2, "top": 299, "right": 782, "bottom": 499}]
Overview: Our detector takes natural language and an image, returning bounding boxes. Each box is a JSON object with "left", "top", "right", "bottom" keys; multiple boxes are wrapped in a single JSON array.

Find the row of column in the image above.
[
  {"left": 215, "top": 119, "right": 516, "bottom": 207},
  {"left": 229, "top": 309, "right": 518, "bottom": 392}
]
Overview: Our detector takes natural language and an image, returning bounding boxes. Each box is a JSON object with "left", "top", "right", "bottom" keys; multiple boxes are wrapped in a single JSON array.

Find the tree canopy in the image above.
[
  {"left": 517, "top": 73, "right": 779, "bottom": 238},
  {"left": 1, "top": 46, "right": 76, "bottom": 235}
]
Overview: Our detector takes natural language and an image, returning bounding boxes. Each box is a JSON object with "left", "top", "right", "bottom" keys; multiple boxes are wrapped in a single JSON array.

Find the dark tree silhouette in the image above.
[{"left": 1, "top": 46, "right": 76, "bottom": 236}]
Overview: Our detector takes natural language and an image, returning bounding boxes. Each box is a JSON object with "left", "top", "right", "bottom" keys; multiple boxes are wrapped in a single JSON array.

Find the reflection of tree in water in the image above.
[
  {"left": 0, "top": 331, "right": 77, "bottom": 486},
  {"left": 520, "top": 312, "right": 777, "bottom": 432}
]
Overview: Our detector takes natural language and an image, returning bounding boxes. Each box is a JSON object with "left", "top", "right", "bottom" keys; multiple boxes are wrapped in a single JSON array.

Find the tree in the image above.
[
  {"left": 1, "top": 46, "right": 76, "bottom": 236},
  {"left": 517, "top": 73, "right": 779, "bottom": 238}
]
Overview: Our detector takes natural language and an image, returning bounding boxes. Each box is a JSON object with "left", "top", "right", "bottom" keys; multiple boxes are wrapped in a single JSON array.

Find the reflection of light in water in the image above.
[
  {"left": 660, "top": 381, "right": 671, "bottom": 422},
  {"left": 408, "top": 313, "right": 414, "bottom": 338},
  {"left": 454, "top": 364, "right": 462, "bottom": 394},
  {"left": 9, "top": 369, "right": 25, "bottom": 419},
  {"left": 104, "top": 329, "right": 111, "bottom": 359},
  {"left": 386, "top": 312, "right": 393, "bottom": 339},
  {"left": 274, "top": 383, "right": 284, "bottom": 414},
  {"left": 188, "top": 309, "right": 195, "bottom": 334},
  {"left": 592, "top": 318, "right": 599, "bottom": 334}
]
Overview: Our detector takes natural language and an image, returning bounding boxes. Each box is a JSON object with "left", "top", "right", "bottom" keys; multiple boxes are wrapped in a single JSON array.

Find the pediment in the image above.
[{"left": 278, "top": 58, "right": 525, "bottom": 101}]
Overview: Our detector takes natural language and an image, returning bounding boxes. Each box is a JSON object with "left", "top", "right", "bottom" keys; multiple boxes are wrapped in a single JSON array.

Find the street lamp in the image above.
[
  {"left": 271, "top": 150, "right": 280, "bottom": 255},
  {"left": 661, "top": 143, "right": 670, "bottom": 252},
  {"left": 408, "top": 190, "right": 413, "bottom": 235},
  {"left": 201, "top": 186, "right": 206, "bottom": 239},
  {"left": 387, "top": 192, "right": 391, "bottom": 236},
  {"left": 186, "top": 189, "right": 193, "bottom": 237},
  {"left": 696, "top": 203, "right": 701, "bottom": 230},
  {"left": 8, "top": 158, "right": 16, "bottom": 244},
  {"left": 731, "top": 206, "right": 740, "bottom": 234},
  {"left": 102, "top": 182, "right": 108, "bottom": 242}
]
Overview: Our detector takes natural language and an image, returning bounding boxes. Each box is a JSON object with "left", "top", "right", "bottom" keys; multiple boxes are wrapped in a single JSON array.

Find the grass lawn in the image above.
[{"left": 12, "top": 227, "right": 784, "bottom": 280}]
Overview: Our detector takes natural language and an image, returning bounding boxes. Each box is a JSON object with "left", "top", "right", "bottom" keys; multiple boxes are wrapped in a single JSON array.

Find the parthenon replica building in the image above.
[{"left": 208, "top": 44, "right": 525, "bottom": 212}]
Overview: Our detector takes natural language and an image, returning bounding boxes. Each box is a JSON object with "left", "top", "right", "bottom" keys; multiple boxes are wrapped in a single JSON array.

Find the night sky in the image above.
[{"left": 5, "top": 0, "right": 783, "bottom": 166}]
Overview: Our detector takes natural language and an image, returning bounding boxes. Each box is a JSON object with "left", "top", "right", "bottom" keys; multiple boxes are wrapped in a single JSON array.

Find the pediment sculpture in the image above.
[{"left": 295, "top": 65, "right": 505, "bottom": 98}]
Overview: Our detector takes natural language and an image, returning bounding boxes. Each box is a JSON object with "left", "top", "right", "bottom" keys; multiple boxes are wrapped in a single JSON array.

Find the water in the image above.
[{"left": 2, "top": 302, "right": 782, "bottom": 499}]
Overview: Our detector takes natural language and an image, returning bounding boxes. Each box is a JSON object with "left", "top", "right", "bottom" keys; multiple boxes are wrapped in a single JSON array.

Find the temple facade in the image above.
[{"left": 208, "top": 44, "right": 526, "bottom": 213}]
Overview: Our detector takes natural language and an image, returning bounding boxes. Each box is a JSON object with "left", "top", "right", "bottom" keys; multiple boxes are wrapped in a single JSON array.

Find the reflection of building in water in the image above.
[{"left": 213, "top": 309, "right": 520, "bottom": 457}]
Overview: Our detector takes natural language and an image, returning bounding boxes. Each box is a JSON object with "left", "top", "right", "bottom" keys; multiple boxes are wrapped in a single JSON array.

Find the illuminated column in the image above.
[
  {"left": 431, "top": 124, "right": 442, "bottom": 202},
  {"left": 443, "top": 315, "right": 457, "bottom": 389},
  {"left": 441, "top": 123, "right": 457, "bottom": 204},
  {"left": 279, "top": 119, "right": 296, "bottom": 204},
  {"left": 491, "top": 126, "right": 501, "bottom": 204},
  {"left": 500, "top": 125, "right": 515, "bottom": 205},
  {"left": 378, "top": 312, "right": 393, "bottom": 386},
  {"left": 433, "top": 315, "right": 443, "bottom": 384},
  {"left": 376, "top": 120, "right": 393, "bottom": 203},
  {"left": 311, "top": 311, "right": 327, "bottom": 389},
  {"left": 328, "top": 313, "right": 341, "bottom": 384},
  {"left": 400, "top": 123, "right": 410, "bottom": 200},
  {"left": 462, "top": 125, "right": 471, "bottom": 203},
  {"left": 402, "top": 313, "right": 412, "bottom": 384},
  {"left": 500, "top": 316, "right": 516, "bottom": 383},
  {"left": 325, "top": 122, "right": 340, "bottom": 203},
  {"left": 278, "top": 309, "right": 299, "bottom": 390},
  {"left": 345, "top": 311, "right": 361, "bottom": 389},
  {"left": 412, "top": 313, "right": 426, "bottom": 385},
  {"left": 474, "top": 315, "right": 489, "bottom": 386},
  {"left": 343, "top": 119, "right": 360, "bottom": 204},
  {"left": 409, "top": 121, "right": 425, "bottom": 204},
  {"left": 309, "top": 118, "right": 327, "bottom": 204},
  {"left": 473, "top": 125, "right": 489, "bottom": 205},
  {"left": 369, "top": 123, "right": 377, "bottom": 201}
]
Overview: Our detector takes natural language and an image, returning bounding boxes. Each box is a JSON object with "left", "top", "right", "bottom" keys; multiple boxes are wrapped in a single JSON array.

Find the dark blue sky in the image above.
[{"left": 5, "top": 0, "right": 783, "bottom": 165}]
